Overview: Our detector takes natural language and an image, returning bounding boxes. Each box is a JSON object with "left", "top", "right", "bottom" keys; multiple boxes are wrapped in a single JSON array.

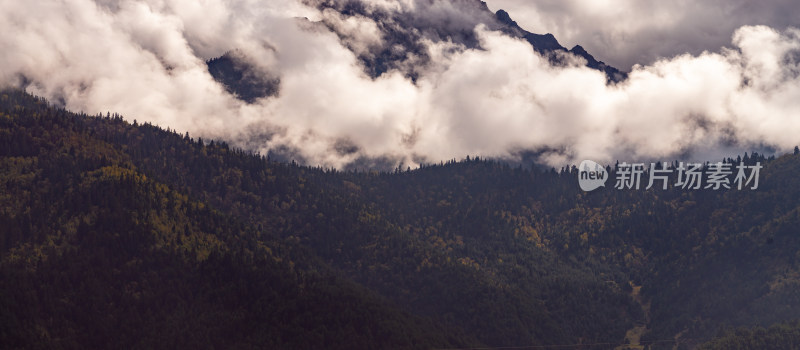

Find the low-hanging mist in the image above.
[{"left": 1, "top": 0, "right": 799, "bottom": 169}]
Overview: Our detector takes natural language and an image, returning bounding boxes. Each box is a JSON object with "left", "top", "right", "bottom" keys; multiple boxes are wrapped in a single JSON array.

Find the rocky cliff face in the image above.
[{"left": 209, "top": 0, "right": 624, "bottom": 103}]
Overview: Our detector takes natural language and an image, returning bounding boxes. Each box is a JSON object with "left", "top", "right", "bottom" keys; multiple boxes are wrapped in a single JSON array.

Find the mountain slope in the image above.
[
  {"left": 209, "top": 0, "right": 625, "bottom": 102},
  {"left": 698, "top": 321, "right": 800, "bottom": 350},
  {"left": 0, "top": 91, "right": 474, "bottom": 349},
  {"left": 3, "top": 89, "right": 800, "bottom": 349},
  {"left": 0, "top": 89, "right": 641, "bottom": 348}
]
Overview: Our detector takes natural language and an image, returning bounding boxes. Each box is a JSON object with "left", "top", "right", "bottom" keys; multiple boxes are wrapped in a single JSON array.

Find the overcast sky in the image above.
[
  {"left": 1, "top": 0, "right": 798, "bottom": 168},
  {"left": 487, "top": 0, "right": 799, "bottom": 69}
]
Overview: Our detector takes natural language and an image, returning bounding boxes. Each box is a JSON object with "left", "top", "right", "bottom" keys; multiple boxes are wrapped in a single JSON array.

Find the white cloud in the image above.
[{"left": 1, "top": 0, "right": 799, "bottom": 169}]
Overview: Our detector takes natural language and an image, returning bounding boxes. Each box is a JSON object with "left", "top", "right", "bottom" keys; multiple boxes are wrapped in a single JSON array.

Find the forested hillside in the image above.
[
  {"left": 0, "top": 91, "right": 472, "bottom": 349},
  {"left": 2, "top": 89, "right": 800, "bottom": 349},
  {"left": 698, "top": 321, "right": 800, "bottom": 350}
]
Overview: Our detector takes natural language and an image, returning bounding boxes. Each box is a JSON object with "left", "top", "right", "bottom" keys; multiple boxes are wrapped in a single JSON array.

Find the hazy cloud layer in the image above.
[
  {"left": 1, "top": 0, "right": 799, "bottom": 169},
  {"left": 486, "top": 0, "right": 799, "bottom": 69}
]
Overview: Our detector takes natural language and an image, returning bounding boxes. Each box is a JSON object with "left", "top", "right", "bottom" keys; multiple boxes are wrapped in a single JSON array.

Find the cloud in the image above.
[
  {"left": 0, "top": 0, "right": 799, "bottom": 170},
  {"left": 409, "top": 24, "right": 800, "bottom": 165},
  {"left": 486, "top": 0, "right": 799, "bottom": 69}
]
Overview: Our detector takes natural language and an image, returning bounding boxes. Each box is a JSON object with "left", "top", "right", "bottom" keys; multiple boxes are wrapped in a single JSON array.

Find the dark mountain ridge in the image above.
[
  {"left": 2, "top": 89, "right": 800, "bottom": 349},
  {"left": 209, "top": 0, "right": 625, "bottom": 103}
]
